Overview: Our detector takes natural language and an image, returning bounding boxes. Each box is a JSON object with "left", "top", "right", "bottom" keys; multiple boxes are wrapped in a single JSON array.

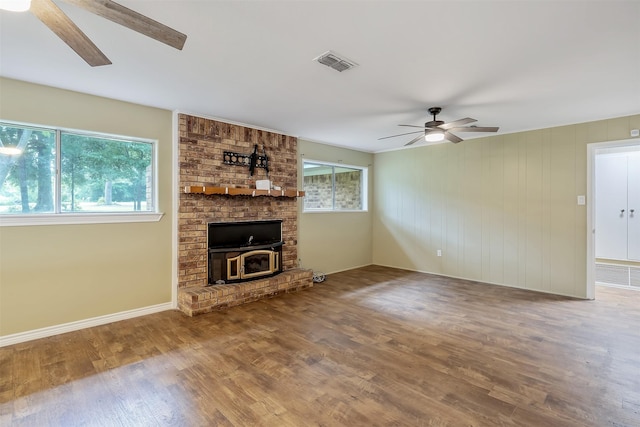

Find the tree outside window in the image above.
[{"left": 0, "top": 122, "right": 155, "bottom": 215}]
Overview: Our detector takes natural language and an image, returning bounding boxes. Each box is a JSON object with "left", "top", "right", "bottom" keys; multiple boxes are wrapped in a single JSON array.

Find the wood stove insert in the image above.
[{"left": 208, "top": 220, "right": 283, "bottom": 285}]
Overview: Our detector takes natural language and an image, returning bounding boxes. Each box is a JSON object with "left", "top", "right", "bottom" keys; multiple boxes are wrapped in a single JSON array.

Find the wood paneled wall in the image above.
[{"left": 373, "top": 115, "right": 640, "bottom": 298}]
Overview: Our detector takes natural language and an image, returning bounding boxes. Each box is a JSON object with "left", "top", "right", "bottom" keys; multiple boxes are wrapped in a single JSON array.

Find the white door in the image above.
[
  {"left": 595, "top": 154, "right": 628, "bottom": 260},
  {"left": 628, "top": 152, "right": 640, "bottom": 260}
]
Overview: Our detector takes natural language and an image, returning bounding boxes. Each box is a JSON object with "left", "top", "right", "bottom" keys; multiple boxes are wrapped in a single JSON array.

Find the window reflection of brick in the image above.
[{"left": 303, "top": 171, "right": 361, "bottom": 210}]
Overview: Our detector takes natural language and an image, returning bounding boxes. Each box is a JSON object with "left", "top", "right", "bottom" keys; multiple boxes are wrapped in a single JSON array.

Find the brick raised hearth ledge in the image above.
[{"left": 178, "top": 269, "right": 314, "bottom": 316}]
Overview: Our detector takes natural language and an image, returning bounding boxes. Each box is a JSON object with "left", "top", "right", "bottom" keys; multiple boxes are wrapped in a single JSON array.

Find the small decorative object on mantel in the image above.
[
  {"left": 256, "top": 179, "right": 271, "bottom": 190},
  {"left": 223, "top": 144, "right": 269, "bottom": 176}
]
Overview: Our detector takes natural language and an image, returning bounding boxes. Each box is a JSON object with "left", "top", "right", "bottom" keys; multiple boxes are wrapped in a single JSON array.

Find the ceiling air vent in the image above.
[{"left": 314, "top": 51, "right": 358, "bottom": 72}]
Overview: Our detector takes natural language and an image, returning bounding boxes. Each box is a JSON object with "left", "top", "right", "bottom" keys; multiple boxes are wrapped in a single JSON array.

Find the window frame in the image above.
[
  {"left": 0, "top": 120, "right": 163, "bottom": 227},
  {"left": 302, "top": 159, "right": 368, "bottom": 213}
]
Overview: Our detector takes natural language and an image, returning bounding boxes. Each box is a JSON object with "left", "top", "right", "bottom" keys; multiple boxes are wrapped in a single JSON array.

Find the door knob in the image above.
[{"left": 621, "top": 209, "right": 625, "bottom": 213}]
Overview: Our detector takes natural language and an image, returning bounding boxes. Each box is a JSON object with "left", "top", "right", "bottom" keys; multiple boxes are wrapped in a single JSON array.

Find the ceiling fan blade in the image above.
[
  {"left": 63, "top": 0, "right": 187, "bottom": 50},
  {"left": 398, "top": 124, "right": 425, "bottom": 128},
  {"left": 439, "top": 118, "right": 476, "bottom": 130},
  {"left": 450, "top": 126, "right": 500, "bottom": 132},
  {"left": 404, "top": 134, "right": 425, "bottom": 146},
  {"left": 444, "top": 132, "right": 463, "bottom": 143},
  {"left": 30, "top": 0, "right": 111, "bottom": 66},
  {"left": 378, "top": 130, "right": 423, "bottom": 140}
]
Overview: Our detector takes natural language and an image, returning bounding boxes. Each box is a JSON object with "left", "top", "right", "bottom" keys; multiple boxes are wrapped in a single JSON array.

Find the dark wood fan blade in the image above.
[
  {"left": 378, "top": 130, "right": 423, "bottom": 140},
  {"left": 31, "top": 0, "right": 111, "bottom": 66},
  {"left": 444, "top": 132, "right": 463, "bottom": 143},
  {"left": 63, "top": 0, "right": 187, "bottom": 50},
  {"left": 450, "top": 126, "right": 500, "bottom": 132},
  {"left": 398, "top": 124, "right": 426, "bottom": 128},
  {"left": 404, "top": 134, "right": 425, "bottom": 146},
  {"left": 439, "top": 118, "right": 476, "bottom": 130}
]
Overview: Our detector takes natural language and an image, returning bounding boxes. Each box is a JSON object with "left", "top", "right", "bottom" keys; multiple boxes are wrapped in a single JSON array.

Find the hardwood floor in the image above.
[{"left": 2, "top": 265, "right": 640, "bottom": 426}]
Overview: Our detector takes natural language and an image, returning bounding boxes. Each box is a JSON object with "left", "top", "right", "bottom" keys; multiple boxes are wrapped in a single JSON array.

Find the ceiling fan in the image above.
[
  {"left": 0, "top": 0, "right": 187, "bottom": 66},
  {"left": 379, "top": 107, "right": 499, "bottom": 146}
]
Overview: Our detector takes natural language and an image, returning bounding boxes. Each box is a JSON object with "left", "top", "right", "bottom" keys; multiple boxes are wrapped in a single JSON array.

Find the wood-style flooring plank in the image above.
[{"left": 1, "top": 265, "right": 640, "bottom": 426}]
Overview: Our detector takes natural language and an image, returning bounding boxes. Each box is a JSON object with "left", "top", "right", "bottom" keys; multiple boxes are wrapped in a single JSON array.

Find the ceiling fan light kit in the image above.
[
  {"left": 424, "top": 128, "right": 445, "bottom": 142},
  {"left": 378, "top": 106, "right": 499, "bottom": 147},
  {"left": 0, "top": 0, "right": 31, "bottom": 12}
]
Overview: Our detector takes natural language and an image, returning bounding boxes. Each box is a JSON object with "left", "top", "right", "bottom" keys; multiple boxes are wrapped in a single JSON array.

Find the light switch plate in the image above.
[{"left": 577, "top": 195, "right": 586, "bottom": 205}]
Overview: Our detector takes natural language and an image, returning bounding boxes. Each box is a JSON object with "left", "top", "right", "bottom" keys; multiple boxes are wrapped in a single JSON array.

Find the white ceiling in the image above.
[{"left": 1, "top": 1, "right": 639, "bottom": 153}]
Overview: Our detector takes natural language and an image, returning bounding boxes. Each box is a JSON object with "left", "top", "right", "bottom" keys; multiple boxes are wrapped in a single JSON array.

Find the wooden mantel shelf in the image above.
[{"left": 183, "top": 186, "right": 305, "bottom": 198}]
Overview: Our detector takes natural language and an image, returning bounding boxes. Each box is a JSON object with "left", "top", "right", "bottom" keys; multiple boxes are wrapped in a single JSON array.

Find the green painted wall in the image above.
[
  {"left": 373, "top": 114, "right": 640, "bottom": 298},
  {"left": 0, "top": 78, "right": 173, "bottom": 336},
  {"left": 298, "top": 140, "right": 374, "bottom": 274}
]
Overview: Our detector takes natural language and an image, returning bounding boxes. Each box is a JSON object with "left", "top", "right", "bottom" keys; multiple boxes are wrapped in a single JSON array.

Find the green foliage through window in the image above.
[{"left": 0, "top": 122, "right": 155, "bottom": 215}]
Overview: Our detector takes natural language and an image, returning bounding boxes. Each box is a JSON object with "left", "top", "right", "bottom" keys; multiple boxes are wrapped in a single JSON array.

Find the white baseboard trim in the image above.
[
  {"left": 371, "top": 263, "right": 590, "bottom": 300},
  {"left": 0, "top": 302, "right": 174, "bottom": 347},
  {"left": 323, "top": 263, "right": 373, "bottom": 276}
]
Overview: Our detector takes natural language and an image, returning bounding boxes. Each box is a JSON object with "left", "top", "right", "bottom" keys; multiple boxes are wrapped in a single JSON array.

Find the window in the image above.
[
  {"left": 303, "top": 160, "right": 367, "bottom": 212},
  {"left": 0, "top": 121, "right": 161, "bottom": 226}
]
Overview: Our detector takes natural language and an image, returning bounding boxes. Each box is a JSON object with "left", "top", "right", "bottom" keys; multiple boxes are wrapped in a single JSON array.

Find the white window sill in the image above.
[
  {"left": 0, "top": 212, "right": 164, "bottom": 227},
  {"left": 303, "top": 209, "right": 369, "bottom": 214}
]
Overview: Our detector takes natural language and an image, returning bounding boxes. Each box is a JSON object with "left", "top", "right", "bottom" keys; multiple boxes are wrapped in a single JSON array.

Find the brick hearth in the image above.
[
  {"left": 177, "top": 114, "right": 312, "bottom": 316},
  {"left": 178, "top": 269, "right": 313, "bottom": 316}
]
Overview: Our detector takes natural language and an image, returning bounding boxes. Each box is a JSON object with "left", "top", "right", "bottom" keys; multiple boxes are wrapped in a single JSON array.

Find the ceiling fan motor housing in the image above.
[
  {"left": 426, "top": 120, "right": 444, "bottom": 128},
  {"left": 426, "top": 107, "right": 444, "bottom": 128}
]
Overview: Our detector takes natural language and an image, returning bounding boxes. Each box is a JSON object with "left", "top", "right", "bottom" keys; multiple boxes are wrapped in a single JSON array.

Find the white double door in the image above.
[{"left": 595, "top": 151, "right": 640, "bottom": 261}]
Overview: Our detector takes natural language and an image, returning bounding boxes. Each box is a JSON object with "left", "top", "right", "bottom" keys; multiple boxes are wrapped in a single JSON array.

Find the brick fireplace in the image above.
[{"left": 177, "top": 114, "right": 312, "bottom": 316}]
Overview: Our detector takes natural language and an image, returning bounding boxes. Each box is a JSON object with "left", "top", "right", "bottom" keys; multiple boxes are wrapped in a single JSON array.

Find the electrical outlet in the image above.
[
  {"left": 437, "top": 249, "right": 442, "bottom": 257},
  {"left": 631, "top": 129, "right": 639, "bottom": 138}
]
